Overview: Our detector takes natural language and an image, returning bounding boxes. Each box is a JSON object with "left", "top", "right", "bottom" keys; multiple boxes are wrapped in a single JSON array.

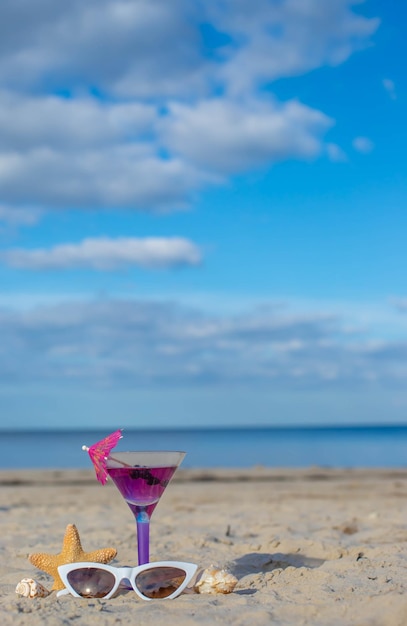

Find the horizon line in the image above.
[{"left": 1, "top": 422, "right": 407, "bottom": 434}]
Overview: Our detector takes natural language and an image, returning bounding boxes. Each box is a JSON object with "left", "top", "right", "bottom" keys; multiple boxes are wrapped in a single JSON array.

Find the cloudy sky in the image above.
[{"left": 0, "top": 0, "right": 406, "bottom": 430}]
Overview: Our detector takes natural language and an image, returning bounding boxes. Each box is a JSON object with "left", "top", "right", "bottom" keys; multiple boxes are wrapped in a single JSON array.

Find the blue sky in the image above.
[{"left": 0, "top": 0, "right": 406, "bottom": 430}]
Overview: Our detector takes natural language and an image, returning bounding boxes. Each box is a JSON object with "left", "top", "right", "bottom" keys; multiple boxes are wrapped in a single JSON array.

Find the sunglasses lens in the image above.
[
  {"left": 135, "top": 567, "right": 187, "bottom": 599},
  {"left": 66, "top": 568, "right": 116, "bottom": 598}
]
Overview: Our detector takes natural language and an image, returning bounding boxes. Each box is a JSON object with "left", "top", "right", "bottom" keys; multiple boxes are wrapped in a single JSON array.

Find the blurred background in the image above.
[{"left": 0, "top": 0, "right": 406, "bottom": 468}]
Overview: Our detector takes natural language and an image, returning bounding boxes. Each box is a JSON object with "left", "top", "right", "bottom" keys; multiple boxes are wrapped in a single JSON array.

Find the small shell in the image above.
[
  {"left": 194, "top": 567, "right": 238, "bottom": 594},
  {"left": 15, "top": 578, "right": 50, "bottom": 598}
]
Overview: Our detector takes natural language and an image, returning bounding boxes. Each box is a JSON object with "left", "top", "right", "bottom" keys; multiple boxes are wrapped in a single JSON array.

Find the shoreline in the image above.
[
  {"left": 2, "top": 467, "right": 407, "bottom": 625},
  {"left": 1, "top": 465, "right": 407, "bottom": 484}
]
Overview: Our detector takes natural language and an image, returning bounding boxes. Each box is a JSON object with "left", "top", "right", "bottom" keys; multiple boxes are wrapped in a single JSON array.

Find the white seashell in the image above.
[
  {"left": 194, "top": 567, "right": 238, "bottom": 594},
  {"left": 15, "top": 578, "right": 50, "bottom": 598}
]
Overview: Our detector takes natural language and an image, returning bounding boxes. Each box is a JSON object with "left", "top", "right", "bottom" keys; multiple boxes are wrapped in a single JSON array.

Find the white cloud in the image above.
[
  {"left": 383, "top": 78, "right": 396, "bottom": 100},
  {"left": 2, "top": 237, "right": 202, "bottom": 270},
  {"left": 353, "top": 136, "right": 374, "bottom": 154},
  {"left": 0, "top": 96, "right": 332, "bottom": 209},
  {"left": 0, "top": 145, "right": 206, "bottom": 210},
  {"left": 0, "top": 204, "right": 42, "bottom": 226},
  {"left": 326, "top": 143, "right": 347, "bottom": 163},
  {"left": 392, "top": 299, "right": 407, "bottom": 314},
  {"left": 207, "top": 0, "right": 379, "bottom": 94},
  {"left": 0, "top": 91, "right": 156, "bottom": 150},
  {"left": 0, "top": 297, "right": 405, "bottom": 389},
  {"left": 0, "top": 0, "right": 378, "bottom": 98},
  {"left": 0, "top": 91, "right": 210, "bottom": 210},
  {"left": 161, "top": 98, "right": 332, "bottom": 174},
  {"left": 0, "top": 1, "right": 379, "bottom": 215},
  {"left": 0, "top": 0, "right": 206, "bottom": 98}
]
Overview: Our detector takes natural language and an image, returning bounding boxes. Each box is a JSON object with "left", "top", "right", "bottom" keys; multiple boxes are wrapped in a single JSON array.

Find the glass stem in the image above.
[{"left": 136, "top": 508, "right": 150, "bottom": 565}]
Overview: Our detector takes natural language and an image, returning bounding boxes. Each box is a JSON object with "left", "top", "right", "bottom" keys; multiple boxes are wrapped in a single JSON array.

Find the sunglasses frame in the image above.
[{"left": 57, "top": 560, "right": 198, "bottom": 600}]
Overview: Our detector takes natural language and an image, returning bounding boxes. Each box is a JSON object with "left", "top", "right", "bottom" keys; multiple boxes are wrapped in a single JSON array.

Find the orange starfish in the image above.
[{"left": 28, "top": 523, "right": 117, "bottom": 591}]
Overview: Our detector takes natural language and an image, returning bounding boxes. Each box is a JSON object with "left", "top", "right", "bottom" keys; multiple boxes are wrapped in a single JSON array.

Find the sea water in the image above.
[{"left": 0, "top": 425, "right": 407, "bottom": 470}]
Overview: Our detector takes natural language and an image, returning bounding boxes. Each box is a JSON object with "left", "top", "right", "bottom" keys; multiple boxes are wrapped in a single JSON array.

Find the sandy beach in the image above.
[{"left": 1, "top": 467, "right": 407, "bottom": 625}]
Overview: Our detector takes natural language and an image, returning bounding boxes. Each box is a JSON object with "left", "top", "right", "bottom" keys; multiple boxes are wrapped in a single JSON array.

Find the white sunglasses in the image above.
[{"left": 57, "top": 561, "right": 198, "bottom": 600}]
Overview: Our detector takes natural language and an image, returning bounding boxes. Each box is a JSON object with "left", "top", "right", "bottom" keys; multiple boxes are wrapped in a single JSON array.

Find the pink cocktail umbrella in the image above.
[{"left": 82, "top": 429, "right": 123, "bottom": 485}]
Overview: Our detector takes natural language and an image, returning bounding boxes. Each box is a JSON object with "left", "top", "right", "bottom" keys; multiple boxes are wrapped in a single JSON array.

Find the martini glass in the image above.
[{"left": 106, "top": 451, "right": 185, "bottom": 565}]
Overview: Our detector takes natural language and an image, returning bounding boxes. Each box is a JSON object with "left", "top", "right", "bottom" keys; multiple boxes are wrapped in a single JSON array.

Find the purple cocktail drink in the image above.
[
  {"left": 107, "top": 465, "right": 177, "bottom": 519},
  {"left": 106, "top": 452, "right": 185, "bottom": 565}
]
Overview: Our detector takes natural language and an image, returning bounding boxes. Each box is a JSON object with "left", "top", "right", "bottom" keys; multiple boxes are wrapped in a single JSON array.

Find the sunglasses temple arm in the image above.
[{"left": 183, "top": 567, "right": 204, "bottom": 593}]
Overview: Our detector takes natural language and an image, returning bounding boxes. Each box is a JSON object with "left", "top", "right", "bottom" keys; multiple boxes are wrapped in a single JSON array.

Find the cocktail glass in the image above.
[{"left": 106, "top": 451, "right": 185, "bottom": 566}]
